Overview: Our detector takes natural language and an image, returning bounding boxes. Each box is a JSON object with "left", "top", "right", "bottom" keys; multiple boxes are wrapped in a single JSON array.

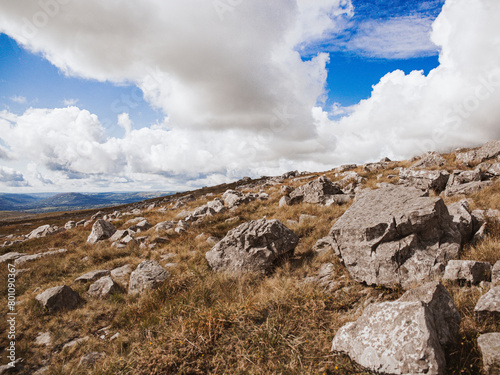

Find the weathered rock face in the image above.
[
  {"left": 443, "top": 260, "right": 492, "bottom": 285},
  {"left": 14, "top": 249, "right": 67, "bottom": 266},
  {"left": 27, "top": 224, "right": 62, "bottom": 239},
  {"left": 289, "top": 177, "right": 343, "bottom": 205},
  {"left": 128, "top": 260, "right": 170, "bottom": 295},
  {"left": 445, "top": 180, "right": 493, "bottom": 197},
  {"left": 87, "top": 220, "right": 116, "bottom": 244},
  {"left": 128, "top": 220, "right": 152, "bottom": 232},
  {"left": 398, "top": 169, "right": 450, "bottom": 193},
  {"left": 75, "top": 269, "right": 110, "bottom": 283},
  {"left": 446, "top": 170, "right": 483, "bottom": 190},
  {"left": 205, "top": 218, "right": 299, "bottom": 273},
  {"left": 329, "top": 186, "right": 461, "bottom": 289},
  {"left": 36, "top": 285, "right": 81, "bottom": 313},
  {"left": 493, "top": 261, "right": 500, "bottom": 285},
  {"left": 110, "top": 264, "right": 132, "bottom": 287},
  {"left": 478, "top": 333, "right": 500, "bottom": 375},
  {"left": 332, "top": 282, "right": 458, "bottom": 375},
  {"left": 222, "top": 190, "right": 253, "bottom": 208},
  {"left": 456, "top": 140, "right": 500, "bottom": 165},
  {"left": 411, "top": 151, "right": 447, "bottom": 169},
  {"left": 64, "top": 221, "right": 76, "bottom": 230},
  {"left": 87, "top": 276, "right": 123, "bottom": 298},
  {"left": 447, "top": 200, "right": 474, "bottom": 244},
  {"left": 475, "top": 286, "right": 500, "bottom": 322}
]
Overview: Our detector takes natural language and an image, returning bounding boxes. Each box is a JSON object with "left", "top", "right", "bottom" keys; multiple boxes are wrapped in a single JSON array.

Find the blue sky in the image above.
[{"left": 0, "top": 0, "right": 498, "bottom": 193}]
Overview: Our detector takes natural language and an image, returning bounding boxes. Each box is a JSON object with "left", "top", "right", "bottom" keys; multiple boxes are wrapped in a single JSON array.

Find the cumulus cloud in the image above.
[
  {"left": 0, "top": 166, "right": 30, "bottom": 187},
  {"left": 63, "top": 98, "right": 78, "bottom": 106},
  {"left": 10, "top": 95, "right": 27, "bottom": 104},
  {"left": 0, "top": 0, "right": 498, "bottom": 192}
]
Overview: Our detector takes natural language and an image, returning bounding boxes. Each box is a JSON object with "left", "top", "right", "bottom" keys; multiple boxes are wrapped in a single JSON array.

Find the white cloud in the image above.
[
  {"left": 10, "top": 95, "right": 27, "bottom": 104},
  {"left": 0, "top": 166, "right": 29, "bottom": 187},
  {"left": 0, "top": 0, "right": 498, "bottom": 192},
  {"left": 347, "top": 15, "right": 439, "bottom": 59},
  {"left": 63, "top": 98, "right": 78, "bottom": 106}
]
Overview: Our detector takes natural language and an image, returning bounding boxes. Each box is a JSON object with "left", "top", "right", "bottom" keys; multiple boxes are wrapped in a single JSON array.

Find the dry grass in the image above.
[{"left": 0, "top": 159, "right": 498, "bottom": 374}]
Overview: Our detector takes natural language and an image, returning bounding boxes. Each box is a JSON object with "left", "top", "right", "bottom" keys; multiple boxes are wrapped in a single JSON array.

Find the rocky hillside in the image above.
[{"left": 0, "top": 141, "right": 499, "bottom": 375}]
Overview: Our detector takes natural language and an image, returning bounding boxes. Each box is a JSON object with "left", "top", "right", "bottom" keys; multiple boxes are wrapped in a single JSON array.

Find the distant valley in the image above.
[{"left": 0, "top": 191, "right": 174, "bottom": 213}]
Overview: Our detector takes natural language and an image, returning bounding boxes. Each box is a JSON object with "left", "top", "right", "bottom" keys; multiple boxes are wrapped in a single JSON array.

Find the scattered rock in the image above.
[
  {"left": 206, "top": 218, "right": 299, "bottom": 273},
  {"left": 14, "top": 248, "right": 68, "bottom": 266},
  {"left": 91, "top": 211, "right": 105, "bottom": 221},
  {"left": 75, "top": 269, "right": 110, "bottom": 283},
  {"left": 36, "top": 285, "right": 81, "bottom": 313},
  {"left": 27, "top": 224, "right": 62, "bottom": 239},
  {"left": 64, "top": 221, "right": 76, "bottom": 230},
  {"left": 154, "top": 221, "right": 176, "bottom": 232},
  {"left": 446, "top": 170, "right": 483, "bottom": 190},
  {"left": 445, "top": 180, "right": 494, "bottom": 197},
  {"left": 289, "top": 176, "right": 343, "bottom": 205},
  {"left": 331, "top": 282, "right": 458, "bottom": 375},
  {"left": 35, "top": 332, "right": 52, "bottom": 347},
  {"left": 456, "top": 140, "right": 500, "bottom": 165},
  {"left": 475, "top": 285, "right": 500, "bottom": 322},
  {"left": 410, "top": 151, "right": 446, "bottom": 169},
  {"left": 79, "top": 352, "right": 106, "bottom": 368},
  {"left": 222, "top": 189, "right": 252, "bottom": 208},
  {"left": 443, "top": 260, "right": 492, "bottom": 285},
  {"left": 0, "top": 252, "right": 27, "bottom": 264},
  {"left": 330, "top": 185, "right": 461, "bottom": 289},
  {"left": 128, "top": 260, "right": 170, "bottom": 295},
  {"left": 129, "top": 219, "right": 152, "bottom": 232},
  {"left": 281, "top": 170, "right": 299, "bottom": 179},
  {"left": 279, "top": 196, "right": 291, "bottom": 207},
  {"left": 62, "top": 336, "right": 89, "bottom": 350},
  {"left": 478, "top": 333, "right": 500, "bottom": 375},
  {"left": 87, "top": 220, "right": 116, "bottom": 244},
  {"left": 398, "top": 168, "right": 450, "bottom": 193},
  {"left": 87, "top": 276, "right": 123, "bottom": 298}
]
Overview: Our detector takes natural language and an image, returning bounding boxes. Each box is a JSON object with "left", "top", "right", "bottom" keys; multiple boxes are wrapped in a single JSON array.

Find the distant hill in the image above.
[{"left": 0, "top": 191, "right": 174, "bottom": 213}]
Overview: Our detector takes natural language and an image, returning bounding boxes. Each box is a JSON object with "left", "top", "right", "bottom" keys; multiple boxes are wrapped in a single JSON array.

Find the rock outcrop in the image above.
[
  {"left": 288, "top": 177, "right": 343, "bottom": 205},
  {"left": 475, "top": 285, "right": 500, "bottom": 322},
  {"left": 36, "top": 285, "right": 81, "bottom": 313},
  {"left": 206, "top": 218, "right": 299, "bottom": 273},
  {"left": 398, "top": 168, "right": 450, "bottom": 193},
  {"left": 456, "top": 140, "right": 500, "bottom": 165},
  {"left": 87, "top": 220, "right": 116, "bottom": 244},
  {"left": 443, "top": 260, "right": 492, "bottom": 285},
  {"left": 329, "top": 186, "right": 461, "bottom": 289},
  {"left": 332, "top": 282, "right": 459, "bottom": 375},
  {"left": 128, "top": 260, "right": 170, "bottom": 295}
]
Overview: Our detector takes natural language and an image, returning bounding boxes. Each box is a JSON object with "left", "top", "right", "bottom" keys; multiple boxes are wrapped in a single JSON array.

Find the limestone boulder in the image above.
[
  {"left": 447, "top": 200, "right": 474, "bottom": 244},
  {"left": 443, "top": 260, "right": 492, "bottom": 285},
  {"left": 36, "top": 285, "right": 81, "bottom": 313},
  {"left": 398, "top": 168, "right": 450, "bottom": 193},
  {"left": 87, "top": 220, "right": 116, "bottom": 244},
  {"left": 110, "top": 264, "right": 132, "bottom": 287},
  {"left": 329, "top": 186, "right": 461, "bottom": 289},
  {"left": 128, "top": 260, "right": 170, "bottom": 295},
  {"left": 289, "top": 176, "right": 343, "bottom": 205},
  {"left": 87, "top": 276, "right": 123, "bottom": 298},
  {"left": 205, "top": 218, "right": 299, "bottom": 273},
  {"left": 456, "top": 140, "right": 500, "bottom": 165},
  {"left": 445, "top": 180, "right": 494, "bottom": 197},
  {"left": 75, "top": 270, "right": 110, "bottom": 283},
  {"left": 475, "top": 285, "right": 500, "bottom": 322},
  {"left": 478, "top": 333, "right": 500, "bottom": 375},
  {"left": 410, "top": 151, "right": 446, "bottom": 169}
]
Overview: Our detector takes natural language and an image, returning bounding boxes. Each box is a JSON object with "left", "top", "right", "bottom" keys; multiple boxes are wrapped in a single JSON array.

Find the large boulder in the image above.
[
  {"left": 446, "top": 170, "right": 483, "bottom": 190},
  {"left": 398, "top": 169, "right": 450, "bottom": 193},
  {"left": 36, "top": 285, "right": 81, "bottom": 313},
  {"left": 205, "top": 218, "right": 299, "bottom": 273},
  {"left": 475, "top": 285, "right": 500, "bottom": 322},
  {"left": 478, "top": 333, "right": 500, "bottom": 375},
  {"left": 222, "top": 190, "right": 253, "bottom": 208},
  {"left": 128, "top": 260, "right": 170, "bottom": 295},
  {"left": 456, "top": 140, "right": 500, "bottom": 166},
  {"left": 443, "top": 260, "right": 492, "bottom": 285},
  {"left": 410, "top": 151, "right": 446, "bottom": 169},
  {"left": 289, "top": 176, "right": 343, "bottom": 205},
  {"left": 110, "top": 264, "right": 133, "bottom": 287},
  {"left": 87, "top": 276, "right": 123, "bottom": 298},
  {"left": 329, "top": 186, "right": 461, "bottom": 289},
  {"left": 87, "top": 220, "right": 116, "bottom": 244},
  {"left": 331, "top": 282, "right": 459, "bottom": 375},
  {"left": 27, "top": 224, "right": 62, "bottom": 239}
]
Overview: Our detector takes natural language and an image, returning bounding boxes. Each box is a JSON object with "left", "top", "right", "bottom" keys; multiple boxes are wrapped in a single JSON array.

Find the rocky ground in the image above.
[{"left": 0, "top": 141, "right": 499, "bottom": 374}]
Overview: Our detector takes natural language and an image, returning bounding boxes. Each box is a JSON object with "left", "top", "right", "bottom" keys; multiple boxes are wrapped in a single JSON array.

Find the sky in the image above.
[{"left": 0, "top": 0, "right": 499, "bottom": 193}]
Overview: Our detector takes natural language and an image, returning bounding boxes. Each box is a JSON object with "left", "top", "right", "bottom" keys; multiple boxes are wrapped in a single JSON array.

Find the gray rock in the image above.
[
  {"left": 493, "top": 261, "right": 500, "bottom": 285},
  {"left": 87, "top": 220, "right": 116, "bottom": 244},
  {"left": 445, "top": 180, "right": 493, "bottom": 198},
  {"left": 447, "top": 200, "right": 474, "bottom": 244},
  {"left": 398, "top": 168, "right": 450, "bottom": 193},
  {"left": 75, "top": 269, "right": 110, "bottom": 283},
  {"left": 14, "top": 248, "right": 67, "bottom": 266},
  {"left": 410, "top": 151, "right": 446, "bottom": 169},
  {"left": 87, "top": 276, "right": 123, "bottom": 298},
  {"left": 289, "top": 176, "right": 343, "bottom": 205},
  {"left": 456, "top": 140, "right": 500, "bottom": 165},
  {"left": 110, "top": 264, "right": 132, "bottom": 287},
  {"left": 324, "top": 194, "right": 353, "bottom": 206},
  {"left": 154, "top": 221, "right": 176, "bottom": 232},
  {"left": 486, "top": 162, "right": 500, "bottom": 177},
  {"left": 279, "top": 196, "right": 291, "bottom": 207},
  {"left": 27, "top": 224, "right": 51, "bottom": 239},
  {"left": 446, "top": 170, "right": 483, "bottom": 190},
  {"left": 478, "top": 333, "right": 500, "bottom": 375},
  {"left": 128, "top": 219, "right": 152, "bottom": 232},
  {"left": 35, "top": 332, "right": 52, "bottom": 346},
  {"left": 205, "top": 218, "right": 299, "bottom": 273},
  {"left": 124, "top": 216, "right": 146, "bottom": 226},
  {"left": 128, "top": 260, "right": 170, "bottom": 295},
  {"left": 281, "top": 170, "right": 299, "bottom": 179},
  {"left": 222, "top": 189, "right": 253, "bottom": 208},
  {"left": 280, "top": 185, "right": 294, "bottom": 195},
  {"left": 79, "top": 352, "right": 106, "bottom": 368},
  {"left": 330, "top": 186, "right": 461, "bottom": 289},
  {"left": 312, "top": 236, "right": 334, "bottom": 253},
  {"left": 332, "top": 282, "right": 458, "bottom": 375},
  {"left": 62, "top": 336, "right": 89, "bottom": 350},
  {"left": 64, "top": 221, "right": 76, "bottom": 230},
  {"left": 475, "top": 285, "right": 500, "bottom": 322},
  {"left": 0, "top": 252, "right": 27, "bottom": 264},
  {"left": 363, "top": 162, "right": 389, "bottom": 172},
  {"left": 36, "top": 285, "right": 81, "bottom": 313},
  {"left": 443, "top": 260, "right": 492, "bottom": 285},
  {"left": 90, "top": 211, "right": 105, "bottom": 221},
  {"left": 109, "top": 229, "right": 131, "bottom": 242},
  {"left": 398, "top": 282, "right": 460, "bottom": 346}
]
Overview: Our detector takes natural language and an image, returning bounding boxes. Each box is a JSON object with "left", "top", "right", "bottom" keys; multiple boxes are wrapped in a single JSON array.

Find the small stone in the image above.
[{"left": 35, "top": 332, "right": 52, "bottom": 347}]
